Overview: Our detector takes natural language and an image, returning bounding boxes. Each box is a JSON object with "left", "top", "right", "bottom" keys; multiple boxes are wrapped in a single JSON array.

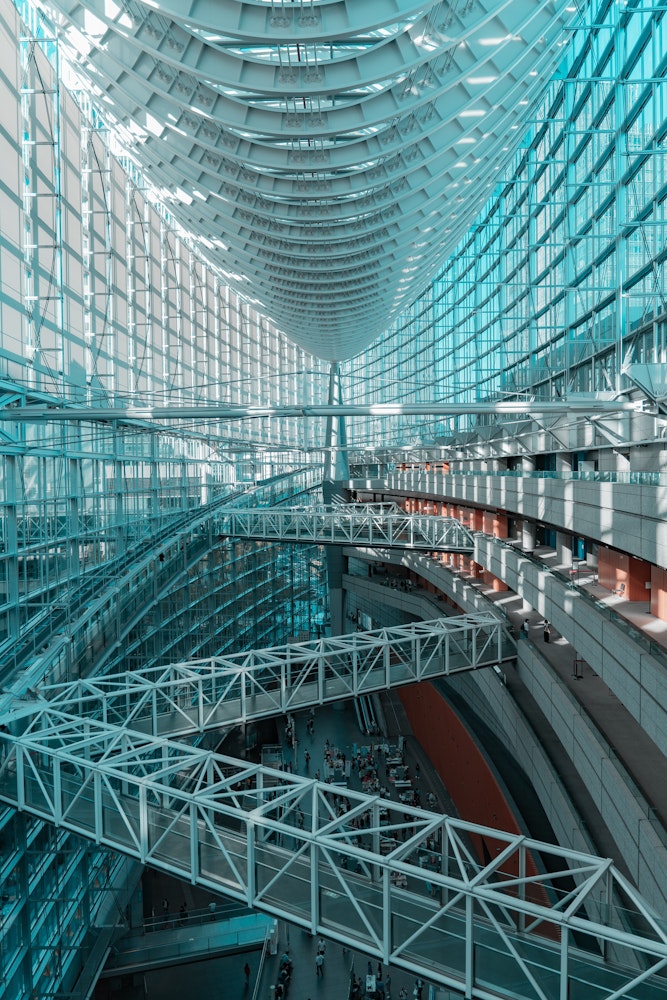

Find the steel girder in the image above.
[
  {"left": 7, "top": 399, "right": 641, "bottom": 425},
  {"left": 0, "top": 716, "right": 666, "bottom": 1000},
  {"left": 42, "top": 0, "right": 578, "bottom": 359},
  {"left": 26, "top": 614, "right": 511, "bottom": 739},
  {"left": 215, "top": 505, "right": 475, "bottom": 551}
]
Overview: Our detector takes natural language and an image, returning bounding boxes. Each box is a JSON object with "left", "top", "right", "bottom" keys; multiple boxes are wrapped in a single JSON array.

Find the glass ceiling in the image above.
[{"left": 43, "top": 0, "right": 577, "bottom": 360}]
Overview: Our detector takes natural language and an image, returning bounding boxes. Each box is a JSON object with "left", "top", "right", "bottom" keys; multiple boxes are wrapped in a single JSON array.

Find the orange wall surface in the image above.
[
  {"left": 651, "top": 565, "right": 667, "bottom": 620},
  {"left": 598, "top": 548, "right": 651, "bottom": 600},
  {"left": 398, "top": 682, "right": 553, "bottom": 919},
  {"left": 399, "top": 682, "right": 519, "bottom": 853}
]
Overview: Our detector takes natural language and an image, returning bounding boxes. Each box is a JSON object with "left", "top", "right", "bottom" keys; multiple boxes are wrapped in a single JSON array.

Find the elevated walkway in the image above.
[
  {"left": 101, "top": 907, "right": 273, "bottom": 976},
  {"left": 0, "top": 712, "right": 666, "bottom": 999},
  {"left": 215, "top": 504, "right": 475, "bottom": 552},
  {"left": 1, "top": 507, "right": 666, "bottom": 998},
  {"left": 24, "top": 614, "right": 512, "bottom": 740}
]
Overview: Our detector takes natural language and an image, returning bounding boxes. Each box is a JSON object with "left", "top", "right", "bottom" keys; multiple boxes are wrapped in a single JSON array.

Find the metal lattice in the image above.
[
  {"left": 0, "top": 714, "right": 666, "bottom": 1000},
  {"left": 27, "top": 614, "right": 512, "bottom": 739}
]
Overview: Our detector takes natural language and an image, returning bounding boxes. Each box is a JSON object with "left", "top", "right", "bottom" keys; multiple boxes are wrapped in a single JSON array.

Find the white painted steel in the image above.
[
  {"left": 42, "top": 0, "right": 578, "bottom": 359},
  {"left": 32, "top": 613, "right": 511, "bottom": 739},
  {"left": 0, "top": 716, "right": 665, "bottom": 999},
  {"left": 6, "top": 399, "right": 642, "bottom": 423},
  {"left": 216, "top": 505, "right": 475, "bottom": 551}
]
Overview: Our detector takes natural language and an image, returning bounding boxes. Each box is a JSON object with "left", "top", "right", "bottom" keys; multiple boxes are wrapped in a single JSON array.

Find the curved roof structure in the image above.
[{"left": 49, "top": 0, "right": 575, "bottom": 360}]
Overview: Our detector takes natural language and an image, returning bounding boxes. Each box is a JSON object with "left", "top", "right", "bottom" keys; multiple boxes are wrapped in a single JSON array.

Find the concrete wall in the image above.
[
  {"left": 343, "top": 547, "right": 667, "bottom": 913},
  {"left": 354, "top": 473, "right": 667, "bottom": 569},
  {"left": 513, "top": 643, "right": 667, "bottom": 913},
  {"left": 475, "top": 535, "right": 667, "bottom": 756}
]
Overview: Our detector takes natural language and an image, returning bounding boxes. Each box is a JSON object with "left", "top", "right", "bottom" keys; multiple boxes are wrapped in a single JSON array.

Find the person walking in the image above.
[
  {"left": 315, "top": 952, "right": 324, "bottom": 977},
  {"left": 279, "top": 950, "right": 291, "bottom": 971},
  {"left": 521, "top": 619, "right": 529, "bottom": 638},
  {"left": 543, "top": 621, "right": 551, "bottom": 643},
  {"left": 244, "top": 962, "right": 251, "bottom": 986}
]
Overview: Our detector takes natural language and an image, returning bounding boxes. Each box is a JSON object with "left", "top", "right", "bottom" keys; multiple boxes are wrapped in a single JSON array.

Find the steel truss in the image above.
[
  {"left": 216, "top": 505, "right": 475, "bottom": 552},
  {"left": 0, "top": 715, "right": 665, "bottom": 1000},
  {"left": 27, "top": 614, "right": 511, "bottom": 740}
]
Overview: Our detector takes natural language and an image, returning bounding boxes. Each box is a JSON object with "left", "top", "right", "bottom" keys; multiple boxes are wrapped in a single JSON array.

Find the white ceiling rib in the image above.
[{"left": 47, "top": 0, "right": 575, "bottom": 360}]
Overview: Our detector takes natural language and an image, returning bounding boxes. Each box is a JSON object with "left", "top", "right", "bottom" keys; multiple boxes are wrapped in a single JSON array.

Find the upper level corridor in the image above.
[{"left": 350, "top": 470, "right": 667, "bottom": 571}]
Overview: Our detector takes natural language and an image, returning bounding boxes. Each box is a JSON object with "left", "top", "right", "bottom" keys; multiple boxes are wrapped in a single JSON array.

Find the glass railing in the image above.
[
  {"left": 353, "top": 467, "right": 667, "bottom": 487},
  {"left": 489, "top": 538, "right": 667, "bottom": 673}
]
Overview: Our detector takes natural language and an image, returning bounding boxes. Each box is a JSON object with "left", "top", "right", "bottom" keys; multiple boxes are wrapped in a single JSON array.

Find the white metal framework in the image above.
[
  {"left": 40, "top": 0, "right": 578, "bottom": 360},
  {"left": 216, "top": 504, "right": 475, "bottom": 551},
  {"left": 25, "top": 614, "right": 511, "bottom": 739},
  {"left": 0, "top": 716, "right": 665, "bottom": 1000}
]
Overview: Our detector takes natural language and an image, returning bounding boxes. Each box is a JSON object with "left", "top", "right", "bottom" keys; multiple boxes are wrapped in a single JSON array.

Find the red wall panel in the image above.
[{"left": 398, "top": 682, "right": 554, "bottom": 925}]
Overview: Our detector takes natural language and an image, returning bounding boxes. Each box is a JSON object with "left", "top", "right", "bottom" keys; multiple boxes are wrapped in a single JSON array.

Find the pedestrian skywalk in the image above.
[
  {"left": 20, "top": 614, "right": 511, "bottom": 740},
  {"left": 215, "top": 503, "right": 475, "bottom": 552},
  {"left": 2, "top": 614, "right": 666, "bottom": 999},
  {"left": 0, "top": 713, "right": 665, "bottom": 1000}
]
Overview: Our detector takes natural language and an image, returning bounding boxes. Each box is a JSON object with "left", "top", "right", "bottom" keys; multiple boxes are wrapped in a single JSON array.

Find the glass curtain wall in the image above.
[
  {"left": 0, "top": 2, "right": 328, "bottom": 996},
  {"left": 5, "top": 0, "right": 330, "bottom": 453},
  {"left": 343, "top": 0, "right": 667, "bottom": 451}
]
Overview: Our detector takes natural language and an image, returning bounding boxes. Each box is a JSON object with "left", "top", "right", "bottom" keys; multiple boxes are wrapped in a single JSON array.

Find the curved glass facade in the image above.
[
  {"left": 0, "top": 0, "right": 666, "bottom": 996},
  {"left": 344, "top": 0, "right": 667, "bottom": 450}
]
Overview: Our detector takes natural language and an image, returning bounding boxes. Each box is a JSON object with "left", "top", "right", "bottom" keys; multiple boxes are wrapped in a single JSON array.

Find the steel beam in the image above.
[
  {"left": 1, "top": 400, "right": 642, "bottom": 422},
  {"left": 0, "top": 717, "right": 665, "bottom": 1000},
  {"left": 22, "top": 614, "right": 512, "bottom": 740}
]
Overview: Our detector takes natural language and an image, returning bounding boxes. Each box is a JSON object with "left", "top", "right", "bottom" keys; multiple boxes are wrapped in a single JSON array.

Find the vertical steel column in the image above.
[
  {"left": 612, "top": 3, "right": 627, "bottom": 390},
  {"left": 323, "top": 363, "right": 349, "bottom": 635},
  {"left": 559, "top": 928, "right": 569, "bottom": 1000},
  {"left": 20, "top": 22, "right": 65, "bottom": 393},
  {"left": 309, "top": 784, "right": 319, "bottom": 933},
  {"left": 5, "top": 456, "right": 20, "bottom": 649},
  {"left": 66, "top": 454, "right": 80, "bottom": 588},
  {"left": 464, "top": 891, "right": 474, "bottom": 999},
  {"left": 81, "top": 101, "right": 113, "bottom": 402},
  {"left": 112, "top": 420, "right": 125, "bottom": 560}
]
